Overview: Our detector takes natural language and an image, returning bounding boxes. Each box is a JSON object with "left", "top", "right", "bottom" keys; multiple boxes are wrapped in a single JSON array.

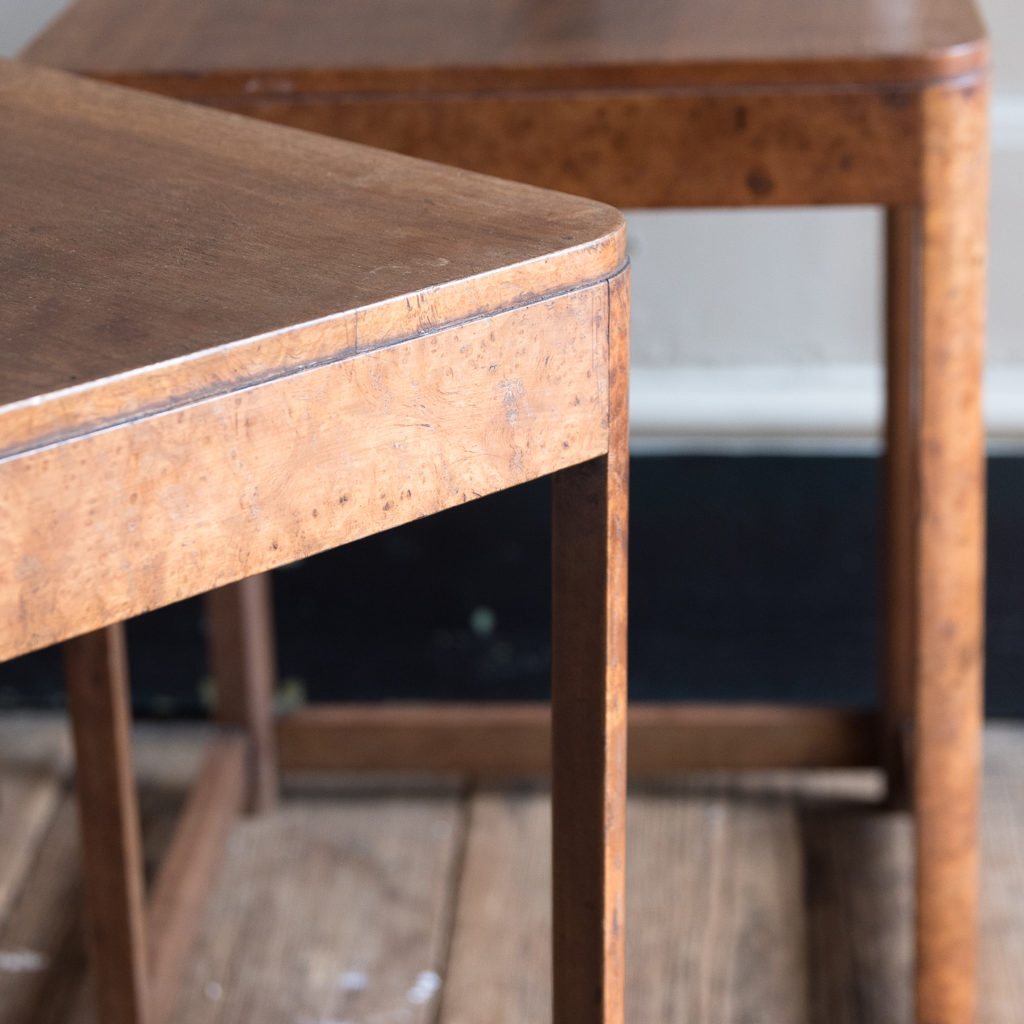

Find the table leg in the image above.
[
  {"left": 204, "top": 574, "right": 278, "bottom": 812},
  {"left": 913, "top": 79, "right": 988, "bottom": 1024},
  {"left": 550, "top": 270, "right": 629, "bottom": 1024},
  {"left": 883, "top": 206, "right": 920, "bottom": 810},
  {"left": 63, "top": 623, "right": 151, "bottom": 1024}
]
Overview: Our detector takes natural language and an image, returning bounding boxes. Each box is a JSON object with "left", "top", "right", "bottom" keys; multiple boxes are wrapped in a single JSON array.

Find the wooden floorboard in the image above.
[
  {"left": 168, "top": 778, "right": 465, "bottom": 1024},
  {"left": 441, "top": 785, "right": 551, "bottom": 1024},
  {"left": 4, "top": 716, "right": 1024, "bottom": 1023},
  {"left": 0, "top": 715, "right": 72, "bottom": 927},
  {"left": 978, "top": 724, "right": 1024, "bottom": 1024}
]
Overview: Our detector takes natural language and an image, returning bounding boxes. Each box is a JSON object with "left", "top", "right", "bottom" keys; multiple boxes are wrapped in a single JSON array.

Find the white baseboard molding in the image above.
[{"left": 630, "top": 365, "right": 1024, "bottom": 455}]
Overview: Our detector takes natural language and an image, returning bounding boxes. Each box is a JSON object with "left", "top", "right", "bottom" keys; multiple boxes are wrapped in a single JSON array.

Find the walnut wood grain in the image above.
[
  {"left": 912, "top": 78, "right": 988, "bottom": 1024},
  {"left": 550, "top": 267, "right": 628, "bottom": 1024},
  {"left": 0, "top": 58, "right": 623, "bottom": 451},
  {"left": 2, "top": 285, "right": 613, "bottom": 661},
  {"left": 63, "top": 625, "right": 151, "bottom": 1024}
]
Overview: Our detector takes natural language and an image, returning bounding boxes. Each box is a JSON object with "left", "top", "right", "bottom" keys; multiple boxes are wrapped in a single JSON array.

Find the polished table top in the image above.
[
  {"left": 25, "top": 0, "right": 987, "bottom": 92},
  {"left": 0, "top": 57, "right": 624, "bottom": 457}
]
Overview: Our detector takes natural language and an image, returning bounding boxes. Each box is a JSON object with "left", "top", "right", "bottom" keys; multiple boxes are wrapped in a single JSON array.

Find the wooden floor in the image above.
[{"left": 2, "top": 714, "right": 1023, "bottom": 1023}]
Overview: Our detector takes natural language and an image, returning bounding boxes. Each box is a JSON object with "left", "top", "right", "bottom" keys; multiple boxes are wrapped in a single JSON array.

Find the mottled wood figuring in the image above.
[
  {"left": 22, "top": 2, "right": 990, "bottom": 1021},
  {"left": 0, "top": 58, "right": 629, "bottom": 1024}
]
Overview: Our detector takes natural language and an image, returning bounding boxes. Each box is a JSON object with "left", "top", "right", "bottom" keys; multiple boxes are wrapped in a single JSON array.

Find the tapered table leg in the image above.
[
  {"left": 550, "top": 270, "right": 629, "bottom": 1024},
  {"left": 205, "top": 573, "right": 278, "bottom": 812},
  {"left": 913, "top": 79, "right": 988, "bottom": 1024},
  {"left": 63, "top": 624, "right": 150, "bottom": 1024}
]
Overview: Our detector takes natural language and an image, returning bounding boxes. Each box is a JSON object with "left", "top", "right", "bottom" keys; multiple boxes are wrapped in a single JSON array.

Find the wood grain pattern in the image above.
[
  {"left": 443, "top": 784, "right": 810, "bottom": 1024},
  {"left": 549, "top": 267, "right": 628, "bottom": 1024},
  {"left": 146, "top": 735, "right": 246, "bottom": 1024},
  {"left": 63, "top": 625, "right": 150, "bottom": 1024},
  {"left": 912, "top": 78, "right": 989, "bottom": 1024},
  {"left": 0, "top": 716, "right": 71, "bottom": 927},
  {"left": 275, "top": 703, "right": 881, "bottom": 775},
  {"left": 979, "top": 726, "right": 1024, "bottom": 1024},
  {"left": 802, "top": 807, "right": 914, "bottom": 1024},
  {"left": 2, "top": 285, "right": 612, "bottom": 661},
  {"left": 0, "top": 795, "right": 93, "bottom": 1024},
  {"left": 8, "top": 719, "right": 1024, "bottom": 1024},
  {"left": 627, "top": 791, "right": 810, "bottom": 1024},
  {"left": 169, "top": 784, "right": 464, "bottom": 1024},
  {"left": 23, "top": 0, "right": 986, "bottom": 90},
  {"left": 0, "top": 58, "right": 624, "bottom": 451},
  {"left": 441, "top": 788, "right": 551, "bottom": 1024}
]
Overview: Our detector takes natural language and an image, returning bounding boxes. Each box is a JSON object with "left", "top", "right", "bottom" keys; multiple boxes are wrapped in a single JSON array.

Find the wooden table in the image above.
[
  {"left": 0, "top": 57, "right": 629, "bottom": 1024},
  {"left": 24, "top": 2, "right": 990, "bottom": 1021}
]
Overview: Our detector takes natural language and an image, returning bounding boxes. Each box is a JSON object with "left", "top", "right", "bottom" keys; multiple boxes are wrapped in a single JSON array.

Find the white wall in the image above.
[
  {"left": 4, "top": 0, "right": 1020, "bottom": 451},
  {"left": 0, "top": 0, "right": 66, "bottom": 56}
]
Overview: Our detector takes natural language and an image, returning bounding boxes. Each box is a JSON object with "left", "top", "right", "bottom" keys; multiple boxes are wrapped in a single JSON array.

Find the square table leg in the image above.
[
  {"left": 63, "top": 624, "right": 151, "bottom": 1024},
  {"left": 908, "top": 79, "right": 988, "bottom": 1024},
  {"left": 551, "top": 270, "right": 629, "bottom": 1024}
]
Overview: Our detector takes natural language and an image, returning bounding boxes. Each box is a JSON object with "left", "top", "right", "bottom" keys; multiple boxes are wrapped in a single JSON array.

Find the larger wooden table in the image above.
[
  {"left": 0, "top": 57, "right": 629, "bottom": 1024},
  {"left": 24, "top": 2, "right": 990, "bottom": 1021}
]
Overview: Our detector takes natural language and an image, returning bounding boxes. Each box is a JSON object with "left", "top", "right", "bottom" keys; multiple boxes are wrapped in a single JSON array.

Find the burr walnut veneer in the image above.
[
  {"left": 0, "top": 57, "right": 629, "bottom": 1024},
  {"left": 24, "top": 1, "right": 990, "bottom": 1021}
]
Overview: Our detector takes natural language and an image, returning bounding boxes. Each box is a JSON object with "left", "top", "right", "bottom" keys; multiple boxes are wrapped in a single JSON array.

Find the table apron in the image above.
[
  {"left": 189, "top": 85, "right": 934, "bottom": 208},
  {"left": 0, "top": 282, "right": 612, "bottom": 660}
]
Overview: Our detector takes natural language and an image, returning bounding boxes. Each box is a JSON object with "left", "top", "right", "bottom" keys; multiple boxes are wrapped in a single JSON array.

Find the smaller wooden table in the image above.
[{"left": 0, "top": 58, "right": 629, "bottom": 1024}]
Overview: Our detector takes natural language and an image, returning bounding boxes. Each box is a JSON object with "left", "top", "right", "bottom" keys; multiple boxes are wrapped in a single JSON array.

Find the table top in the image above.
[
  {"left": 24, "top": 0, "right": 987, "bottom": 94},
  {"left": 0, "top": 58, "right": 624, "bottom": 459}
]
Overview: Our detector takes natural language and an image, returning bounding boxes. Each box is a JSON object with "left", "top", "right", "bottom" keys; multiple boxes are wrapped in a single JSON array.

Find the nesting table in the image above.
[
  {"left": 23, "top": 1, "right": 990, "bottom": 1021},
  {"left": 0, "top": 57, "right": 629, "bottom": 1024}
]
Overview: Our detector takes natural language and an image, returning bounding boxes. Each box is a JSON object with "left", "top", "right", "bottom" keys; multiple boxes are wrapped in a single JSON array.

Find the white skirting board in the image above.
[{"left": 630, "top": 364, "right": 1024, "bottom": 455}]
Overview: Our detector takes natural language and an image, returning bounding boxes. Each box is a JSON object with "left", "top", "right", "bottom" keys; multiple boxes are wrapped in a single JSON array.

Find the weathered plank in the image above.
[
  {"left": 147, "top": 735, "right": 247, "bottom": 1024},
  {"left": 441, "top": 787, "right": 552, "bottom": 1024},
  {"left": 168, "top": 782, "right": 465, "bottom": 1024},
  {"left": 8, "top": 718, "right": 1024, "bottom": 1023},
  {"left": 442, "top": 783, "right": 808, "bottom": 1024},
  {"left": 0, "top": 796, "right": 92, "bottom": 1024},
  {"left": 626, "top": 789, "right": 809, "bottom": 1024},
  {"left": 978, "top": 724, "right": 1024, "bottom": 1024},
  {"left": 801, "top": 807, "right": 914, "bottom": 1024},
  {"left": 0, "top": 714, "right": 71, "bottom": 927}
]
